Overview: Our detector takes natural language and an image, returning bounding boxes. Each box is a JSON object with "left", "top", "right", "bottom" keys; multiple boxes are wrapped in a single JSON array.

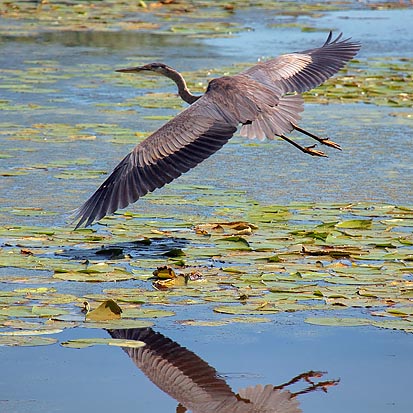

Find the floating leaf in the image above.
[
  {"left": 0, "top": 336, "right": 57, "bottom": 347},
  {"left": 31, "top": 306, "right": 70, "bottom": 318},
  {"left": 386, "top": 307, "right": 413, "bottom": 317},
  {"left": 53, "top": 268, "right": 134, "bottom": 282},
  {"left": 61, "top": 338, "right": 145, "bottom": 349},
  {"left": 121, "top": 308, "right": 175, "bottom": 319},
  {"left": 179, "top": 319, "right": 229, "bottom": 327},
  {"left": 0, "top": 328, "right": 63, "bottom": 336},
  {"left": 85, "top": 300, "right": 122, "bottom": 321},
  {"left": 335, "top": 219, "right": 373, "bottom": 229},
  {"left": 83, "top": 319, "right": 153, "bottom": 329},
  {"left": 305, "top": 317, "right": 372, "bottom": 327},
  {"left": 0, "top": 305, "right": 68, "bottom": 318},
  {"left": 216, "top": 236, "right": 251, "bottom": 248},
  {"left": 213, "top": 304, "right": 281, "bottom": 315}
]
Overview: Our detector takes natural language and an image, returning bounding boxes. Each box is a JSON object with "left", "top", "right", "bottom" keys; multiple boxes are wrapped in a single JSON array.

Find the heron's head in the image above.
[{"left": 116, "top": 62, "right": 173, "bottom": 76}]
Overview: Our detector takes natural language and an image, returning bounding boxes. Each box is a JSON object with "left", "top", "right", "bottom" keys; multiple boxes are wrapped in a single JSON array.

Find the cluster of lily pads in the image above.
[
  {"left": 2, "top": 1, "right": 410, "bottom": 38},
  {"left": 1, "top": 200, "right": 413, "bottom": 346}
]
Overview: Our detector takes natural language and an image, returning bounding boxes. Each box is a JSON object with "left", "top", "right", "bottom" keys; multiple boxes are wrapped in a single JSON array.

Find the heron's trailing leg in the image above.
[
  {"left": 292, "top": 378, "right": 339, "bottom": 396},
  {"left": 293, "top": 125, "right": 341, "bottom": 150},
  {"left": 273, "top": 370, "right": 325, "bottom": 390},
  {"left": 280, "top": 135, "right": 327, "bottom": 157},
  {"left": 273, "top": 370, "right": 339, "bottom": 397}
]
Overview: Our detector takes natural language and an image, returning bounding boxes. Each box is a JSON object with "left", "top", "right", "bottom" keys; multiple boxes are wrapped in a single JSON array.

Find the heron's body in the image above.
[{"left": 74, "top": 33, "right": 360, "bottom": 228}]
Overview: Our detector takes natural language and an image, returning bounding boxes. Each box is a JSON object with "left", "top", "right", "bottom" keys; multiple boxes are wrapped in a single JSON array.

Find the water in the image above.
[
  {"left": 0, "top": 3, "right": 412, "bottom": 413},
  {"left": 0, "top": 316, "right": 411, "bottom": 412}
]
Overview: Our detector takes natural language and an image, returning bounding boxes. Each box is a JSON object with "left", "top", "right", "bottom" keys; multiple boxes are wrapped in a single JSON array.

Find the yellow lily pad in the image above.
[{"left": 85, "top": 300, "right": 122, "bottom": 321}]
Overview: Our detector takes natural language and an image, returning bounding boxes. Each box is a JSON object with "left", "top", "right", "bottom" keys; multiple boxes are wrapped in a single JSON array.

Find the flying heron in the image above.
[{"left": 74, "top": 32, "right": 360, "bottom": 228}]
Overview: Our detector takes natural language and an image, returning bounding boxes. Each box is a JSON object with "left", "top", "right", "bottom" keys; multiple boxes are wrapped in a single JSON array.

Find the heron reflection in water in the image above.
[
  {"left": 109, "top": 328, "right": 338, "bottom": 413},
  {"left": 75, "top": 32, "right": 360, "bottom": 228}
]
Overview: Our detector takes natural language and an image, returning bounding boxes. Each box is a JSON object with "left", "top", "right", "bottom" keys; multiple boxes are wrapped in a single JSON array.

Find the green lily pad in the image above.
[
  {"left": 83, "top": 319, "right": 153, "bottom": 329},
  {"left": 213, "top": 304, "right": 281, "bottom": 315},
  {"left": 121, "top": 308, "right": 176, "bottom": 319},
  {"left": 61, "top": 338, "right": 146, "bottom": 349},
  {"left": 0, "top": 336, "right": 58, "bottom": 347},
  {"left": 0, "top": 305, "right": 69, "bottom": 318},
  {"left": 179, "top": 319, "right": 229, "bottom": 327},
  {"left": 0, "top": 328, "right": 63, "bottom": 336},
  {"left": 386, "top": 307, "right": 413, "bottom": 317},
  {"left": 53, "top": 268, "right": 134, "bottom": 282},
  {"left": 305, "top": 317, "right": 373, "bottom": 327}
]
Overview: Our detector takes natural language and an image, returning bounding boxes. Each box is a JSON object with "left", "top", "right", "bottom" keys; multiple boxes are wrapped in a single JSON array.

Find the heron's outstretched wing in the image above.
[
  {"left": 242, "top": 32, "right": 361, "bottom": 94},
  {"left": 74, "top": 94, "right": 238, "bottom": 228},
  {"left": 109, "top": 328, "right": 238, "bottom": 410}
]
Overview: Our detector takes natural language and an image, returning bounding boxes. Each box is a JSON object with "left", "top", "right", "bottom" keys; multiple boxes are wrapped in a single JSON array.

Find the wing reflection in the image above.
[{"left": 108, "top": 328, "right": 337, "bottom": 412}]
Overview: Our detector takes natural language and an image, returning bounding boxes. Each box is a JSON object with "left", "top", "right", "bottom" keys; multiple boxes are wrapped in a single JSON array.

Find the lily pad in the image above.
[
  {"left": 305, "top": 317, "right": 373, "bottom": 327},
  {"left": 83, "top": 319, "right": 153, "bottom": 329},
  {"left": 121, "top": 308, "right": 176, "bottom": 319},
  {"left": 85, "top": 300, "right": 122, "bottom": 321},
  {"left": 0, "top": 336, "right": 57, "bottom": 347},
  {"left": 53, "top": 268, "right": 134, "bottom": 282},
  {"left": 61, "top": 338, "right": 146, "bottom": 349},
  {"left": 0, "top": 328, "right": 63, "bottom": 336}
]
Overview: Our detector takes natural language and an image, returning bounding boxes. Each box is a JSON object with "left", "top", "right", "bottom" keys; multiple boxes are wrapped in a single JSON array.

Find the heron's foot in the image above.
[
  {"left": 318, "top": 137, "right": 341, "bottom": 150},
  {"left": 292, "top": 377, "right": 340, "bottom": 396},
  {"left": 303, "top": 144, "right": 328, "bottom": 157},
  {"left": 280, "top": 135, "right": 328, "bottom": 158},
  {"left": 274, "top": 370, "right": 325, "bottom": 390},
  {"left": 274, "top": 370, "right": 339, "bottom": 396},
  {"left": 293, "top": 125, "right": 341, "bottom": 151}
]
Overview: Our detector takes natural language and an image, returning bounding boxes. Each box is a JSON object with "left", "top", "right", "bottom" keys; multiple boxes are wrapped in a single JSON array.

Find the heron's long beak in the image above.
[{"left": 116, "top": 66, "right": 146, "bottom": 73}]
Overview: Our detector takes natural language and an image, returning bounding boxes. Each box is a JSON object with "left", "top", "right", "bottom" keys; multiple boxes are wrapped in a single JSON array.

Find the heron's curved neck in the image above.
[{"left": 164, "top": 67, "right": 201, "bottom": 104}]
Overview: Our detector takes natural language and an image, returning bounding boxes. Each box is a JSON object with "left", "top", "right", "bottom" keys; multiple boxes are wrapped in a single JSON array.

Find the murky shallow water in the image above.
[{"left": 0, "top": 3, "right": 412, "bottom": 413}]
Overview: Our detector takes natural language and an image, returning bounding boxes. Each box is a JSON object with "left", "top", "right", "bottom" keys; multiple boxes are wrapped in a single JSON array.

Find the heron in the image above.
[
  {"left": 74, "top": 32, "right": 360, "bottom": 228},
  {"left": 109, "top": 327, "right": 338, "bottom": 413}
]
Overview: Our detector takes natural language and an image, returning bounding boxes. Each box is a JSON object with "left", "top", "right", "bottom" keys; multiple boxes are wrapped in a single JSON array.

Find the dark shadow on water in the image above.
[
  {"left": 55, "top": 237, "right": 189, "bottom": 260},
  {"left": 108, "top": 327, "right": 338, "bottom": 413}
]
